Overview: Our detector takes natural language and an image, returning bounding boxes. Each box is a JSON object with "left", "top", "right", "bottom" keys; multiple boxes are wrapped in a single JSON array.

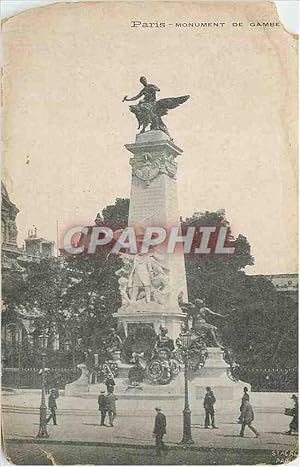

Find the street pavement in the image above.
[
  {"left": 4, "top": 441, "right": 297, "bottom": 465},
  {"left": 2, "top": 389, "right": 298, "bottom": 465}
]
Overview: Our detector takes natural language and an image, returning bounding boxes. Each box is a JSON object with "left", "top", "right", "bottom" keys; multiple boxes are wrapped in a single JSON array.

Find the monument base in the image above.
[
  {"left": 189, "top": 347, "right": 251, "bottom": 410},
  {"left": 87, "top": 372, "right": 185, "bottom": 400},
  {"left": 114, "top": 302, "right": 186, "bottom": 341},
  {"left": 64, "top": 350, "right": 250, "bottom": 406}
]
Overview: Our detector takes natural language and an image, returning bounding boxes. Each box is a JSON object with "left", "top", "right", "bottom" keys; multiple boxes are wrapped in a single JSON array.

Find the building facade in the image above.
[
  {"left": 1, "top": 182, "right": 23, "bottom": 274},
  {"left": 2, "top": 183, "right": 56, "bottom": 366}
]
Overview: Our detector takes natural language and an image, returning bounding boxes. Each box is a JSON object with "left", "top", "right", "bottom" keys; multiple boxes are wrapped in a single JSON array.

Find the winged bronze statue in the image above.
[{"left": 122, "top": 76, "right": 190, "bottom": 138}]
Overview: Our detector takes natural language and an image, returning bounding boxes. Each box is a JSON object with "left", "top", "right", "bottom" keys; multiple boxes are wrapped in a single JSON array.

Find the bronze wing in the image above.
[{"left": 155, "top": 95, "right": 190, "bottom": 117}]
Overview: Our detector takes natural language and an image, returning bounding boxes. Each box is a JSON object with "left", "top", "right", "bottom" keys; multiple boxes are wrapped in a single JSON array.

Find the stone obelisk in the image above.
[{"left": 115, "top": 130, "right": 188, "bottom": 340}]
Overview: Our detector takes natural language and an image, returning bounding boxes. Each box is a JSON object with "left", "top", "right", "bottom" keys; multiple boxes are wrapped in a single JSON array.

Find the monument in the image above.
[
  {"left": 82, "top": 77, "right": 249, "bottom": 401},
  {"left": 114, "top": 77, "right": 190, "bottom": 341},
  {"left": 111, "top": 77, "right": 250, "bottom": 402}
]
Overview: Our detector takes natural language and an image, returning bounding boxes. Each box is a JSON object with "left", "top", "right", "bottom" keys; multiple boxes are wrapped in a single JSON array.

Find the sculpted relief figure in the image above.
[
  {"left": 115, "top": 255, "right": 133, "bottom": 306},
  {"left": 128, "top": 252, "right": 165, "bottom": 303},
  {"left": 116, "top": 252, "right": 169, "bottom": 306},
  {"left": 129, "top": 151, "right": 178, "bottom": 185},
  {"left": 155, "top": 326, "right": 175, "bottom": 353},
  {"left": 127, "top": 253, "right": 152, "bottom": 303},
  {"left": 190, "top": 299, "right": 225, "bottom": 347},
  {"left": 122, "top": 76, "right": 190, "bottom": 137},
  {"left": 178, "top": 295, "right": 227, "bottom": 347},
  {"left": 151, "top": 269, "right": 170, "bottom": 305}
]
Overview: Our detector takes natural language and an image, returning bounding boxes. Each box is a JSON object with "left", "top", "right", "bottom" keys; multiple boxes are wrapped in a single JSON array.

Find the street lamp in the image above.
[
  {"left": 37, "top": 330, "right": 49, "bottom": 438},
  {"left": 179, "top": 330, "right": 194, "bottom": 445}
]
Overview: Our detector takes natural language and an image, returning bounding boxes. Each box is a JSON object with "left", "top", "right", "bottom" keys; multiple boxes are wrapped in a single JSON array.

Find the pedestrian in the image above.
[
  {"left": 46, "top": 388, "right": 58, "bottom": 426},
  {"left": 105, "top": 375, "right": 115, "bottom": 394},
  {"left": 237, "top": 387, "right": 250, "bottom": 423},
  {"left": 51, "top": 384, "right": 59, "bottom": 399},
  {"left": 239, "top": 400, "right": 259, "bottom": 438},
  {"left": 204, "top": 386, "right": 217, "bottom": 429},
  {"left": 98, "top": 390, "right": 107, "bottom": 426},
  {"left": 105, "top": 392, "right": 118, "bottom": 427},
  {"left": 153, "top": 407, "right": 167, "bottom": 457},
  {"left": 285, "top": 394, "right": 298, "bottom": 435}
]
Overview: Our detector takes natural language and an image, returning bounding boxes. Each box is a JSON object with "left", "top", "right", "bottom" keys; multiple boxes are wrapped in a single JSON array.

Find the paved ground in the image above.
[
  {"left": 4, "top": 441, "right": 297, "bottom": 465},
  {"left": 2, "top": 389, "right": 298, "bottom": 465}
]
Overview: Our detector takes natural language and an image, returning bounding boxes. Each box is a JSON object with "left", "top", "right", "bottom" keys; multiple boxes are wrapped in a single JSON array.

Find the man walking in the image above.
[
  {"left": 98, "top": 390, "right": 107, "bottom": 426},
  {"left": 204, "top": 386, "right": 217, "bottom": 429},
  {"left": 46, "top": 388, "right": 58, "bottom": 426},
  {"left": 153, "top": 407, "right": 167, "bottom": 457},
  {"left": 239, "top": 400, "right": 259, "bottom": 438},
  {"left": 105, "top": 392, "right": 118, "bottom": 427},
  {"left": 238, "top": 387, "right": 250, "bottom": 423}
]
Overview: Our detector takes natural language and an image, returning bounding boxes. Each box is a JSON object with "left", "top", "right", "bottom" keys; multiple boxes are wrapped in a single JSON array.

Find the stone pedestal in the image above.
[
  {"left": 114, "top": 130, "right": 188, "bottom": 341},
  {"left": 115, "top": 304, "right": 185, "bottom": 341},
  {"left": 189, "top": 348, "right": 251, "bottom": 411}
]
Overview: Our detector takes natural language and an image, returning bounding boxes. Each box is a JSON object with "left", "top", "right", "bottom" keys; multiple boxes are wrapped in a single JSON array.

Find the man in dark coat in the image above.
[
  {"left": 46, "top": 388, "right": 58, "bottom": 425},
  {"left": 204, "top": 386, "right": 217, "bottom": 428},
  {"left": 98, "top": 390, "right": 107, "bottom": 426},
  {"left": 105, "top": 392, "right": 118, "bottom": 427},
  {"left": 153, "top": 407, "right": 167, "bottom": 457},
  {"left": 238, "top": 387, "right": 250, "bottom": 423}
]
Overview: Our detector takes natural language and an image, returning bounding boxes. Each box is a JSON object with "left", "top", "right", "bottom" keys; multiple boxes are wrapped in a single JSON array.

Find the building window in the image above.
[{"left": 1, "top": 218, "right": 7, "bottom": 244}]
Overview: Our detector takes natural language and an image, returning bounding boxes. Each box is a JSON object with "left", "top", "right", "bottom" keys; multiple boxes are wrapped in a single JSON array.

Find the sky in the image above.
[{"left": 2, "top": 1, "right": 298, "bottom": 275}]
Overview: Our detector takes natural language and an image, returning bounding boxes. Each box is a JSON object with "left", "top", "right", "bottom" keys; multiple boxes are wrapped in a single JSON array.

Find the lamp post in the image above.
[
  {"left": 179, "top": 331, "right": 194, "bottom": 445},
  {"left": 37, "top": 330, "right": 49, "bottom": 438}
]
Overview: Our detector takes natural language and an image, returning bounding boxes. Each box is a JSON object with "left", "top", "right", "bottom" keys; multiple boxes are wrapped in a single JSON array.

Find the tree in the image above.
[
  {"left": 60, "top": 197, "right": 130, "bottom": 356},
  {"left": 182, "top": 210, "right": 297, "bottom": 369},
  {"left": 102, "top": 198, "right": 129, "bottom": 230},
  {"left": 1, "top": 199, "right": 130, "bottom": 369}
]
